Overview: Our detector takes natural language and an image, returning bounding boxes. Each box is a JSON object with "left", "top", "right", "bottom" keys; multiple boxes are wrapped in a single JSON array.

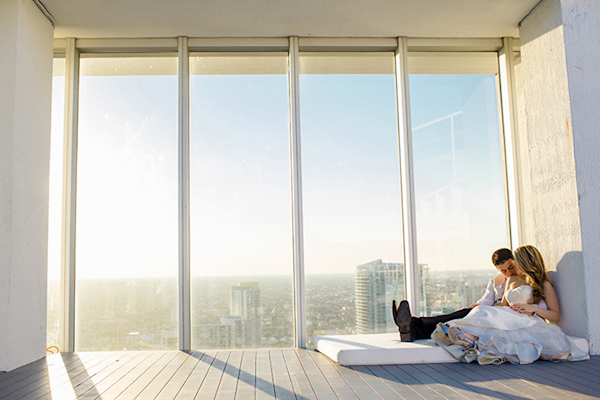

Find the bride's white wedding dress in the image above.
[{"left": 432, "top": 285, "right": 587, "bottom": 364}]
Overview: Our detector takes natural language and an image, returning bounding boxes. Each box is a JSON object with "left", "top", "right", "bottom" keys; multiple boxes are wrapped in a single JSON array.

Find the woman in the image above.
[{"left": 432, "top": 245, "right": 588, "bottom": 364}]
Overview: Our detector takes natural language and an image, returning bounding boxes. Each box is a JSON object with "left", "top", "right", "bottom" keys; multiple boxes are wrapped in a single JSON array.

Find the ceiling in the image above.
[{"left": 42, "top": 0, "right": 540, "bottom": 39}]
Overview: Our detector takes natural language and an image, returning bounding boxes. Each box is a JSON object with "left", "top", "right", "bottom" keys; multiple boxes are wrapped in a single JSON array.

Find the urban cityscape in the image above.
[{"left": 47, "top": 260, "right": 493, "bottom": 351}]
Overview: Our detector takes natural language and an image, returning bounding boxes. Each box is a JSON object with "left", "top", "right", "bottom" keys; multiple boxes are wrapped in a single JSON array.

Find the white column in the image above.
[
  {"left": 395, "top": 37, "right": 420, "bottom": 316},
  {"left": 498, "top": 37, "right": 522, "bottom": 250},
  {"left": 60, "top": 38, "right": 79, "bottom": 353},
  {"left": 178, "top": 36, "right": 191, "bottom": 351},
  {"left": 0, "top": 0, "right": 54, "bottom": 372},
  {"left": 519, "top": 0, "right": 600, "bottom": 353},
  {"left": 288, "top": 36, "right": 307, "bottom": 348}
]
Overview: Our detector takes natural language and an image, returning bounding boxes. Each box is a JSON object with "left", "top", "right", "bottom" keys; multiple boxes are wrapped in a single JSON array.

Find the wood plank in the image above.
[
  {"left": 154, "top": 352, "right": 200, "bottom": 399},
  {"left": 382, "top": 365, "right": 447, "bottom": 400},
  {"left": 1, "top": 351, "right": 599, "bottom": 400},
  {"left": 461, "top": 363, "right": 570, "bottom": 400},
  {"left": 364, "top": 364, "right": 428, "bottom": 400},
  {"left": 269, "top": 350, "right": 297, "bottom": 400},
  {"left": 492, "top": 363, "right": 600, "bottom": 400},
  {"left": 428, "top": 363, "right": 517, "bottom": 400},
  {"left": 116, "top": 351, "right": 186, "bottom": 399},
  {"left": 396, "top": 365, "right": 464, "bottom": 400},
  {"left": 412, "top": 363, "right": 489, "bottom": 400},
  {"left": 307, "top": 351, "right": 360, "bottom": 400},
  {"left": 194, "top": 351, "right": 230, "bottom": 400},
  {"left": 330, "top": 363, "right": 379, "bottom": 399},
  {"left": 255, "top": 349, "right": 275, "bottom": 400},
  {"left": 531, "top": 361, "right": 600, "bottom": 393},
  {"left": 23, "top": 352, "right": 125, "bottom": 400},
  {"left": 215, "top": 350, "right": 243, "bottom": 400},
  {"left": 174, "top": 351, "right": 216, "bottom": 400},
  {"left": 0, "top": 353, "right": 97, "bottom": 398},
  {"left": 0, "top": 353, "right": 102, "bottom": 399},
  {"left": 350, "top": 365, "right": 404, "bottom": 399},
  {"left": 76, "top": 351, "right": 164, "bottom": 399},
  {"left": 96, "top": 351, "right": 175, "bottom": 399},
  {"left": 281, "top": 349, "right": 316, "bottom": 400},
  {"left": 0, "top": 353, "right": 81, "bottom": 386},
  {"left": 235, "top": 350, "right": 256, "bottom": 400},
  {"left": 67, "top": 352, "right": 145, "bottom": 399},
  {"left": 294, "top": 350, "right": 337, "bottom": 400}
]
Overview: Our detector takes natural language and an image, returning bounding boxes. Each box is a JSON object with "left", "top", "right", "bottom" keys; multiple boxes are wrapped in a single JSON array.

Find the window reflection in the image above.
[{"left": 408, "top": 61, "right": 509, "bottom": 316}]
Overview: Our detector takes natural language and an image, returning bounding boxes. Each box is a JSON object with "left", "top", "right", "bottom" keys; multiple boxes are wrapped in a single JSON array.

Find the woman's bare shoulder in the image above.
[
  {"left": 507, "top": 274, "right": 527, "bottom": 288},
  {"left": 493, "top": 274, "right": 505, "bottom": 287}
]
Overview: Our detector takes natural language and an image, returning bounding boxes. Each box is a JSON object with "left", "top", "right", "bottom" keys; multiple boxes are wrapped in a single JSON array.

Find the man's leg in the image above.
[{"left": 411, "top": 308, "right": 472, "bottom": 340}]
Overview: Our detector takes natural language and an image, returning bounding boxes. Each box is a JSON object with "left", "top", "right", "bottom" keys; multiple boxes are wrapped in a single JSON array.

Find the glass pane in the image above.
[
  {"left": 75, "top": 56, "right": 179, "bottom": 351},
  {"left": 299, "top": 53, "right": 404, "bottom": 344},
  {"left": 408, "top": 61, "right": 509, "bottom": 316},
  {"left": 189, "top": 53, "right": 293, "bottom": 349},
  {"left": 47, "top": 58, "right": 65, "bottom": 348}
]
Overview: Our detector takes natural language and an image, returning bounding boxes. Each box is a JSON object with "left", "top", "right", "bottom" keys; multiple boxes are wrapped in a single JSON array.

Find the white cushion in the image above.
[
  {"left": 314, "top": 333, "right": 457, "bottom": 365},
  {"left": 314, "top": 333, "right": 590, "bottom": 365}
]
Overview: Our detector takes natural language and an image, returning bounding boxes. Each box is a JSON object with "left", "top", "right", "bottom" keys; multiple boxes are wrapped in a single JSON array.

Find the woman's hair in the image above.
[{"left": 514, "top": 245, "right": 547, "bottom": 304}]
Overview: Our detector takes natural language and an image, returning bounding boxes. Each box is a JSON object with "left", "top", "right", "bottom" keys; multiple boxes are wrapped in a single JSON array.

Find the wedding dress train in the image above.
[{"left": 432, "top": 285, "right": 589, "bottom": 364}]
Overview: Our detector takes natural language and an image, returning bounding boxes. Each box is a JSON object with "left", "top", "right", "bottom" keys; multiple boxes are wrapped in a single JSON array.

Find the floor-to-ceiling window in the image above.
[
  {"left": 49, "top": 39, "right": 516, "bottom": 350},
  {"left": 299, "top": 53, "right": 404, "bottom": 344},
  {"left": 407, "top": 52, "right": 509, "bottom": 315},
  {"left": 189, "top": 53, "right": 294, "bottom": 349},
  {"left": 75, "top": 56, "right": 179, "bottom": 351}
]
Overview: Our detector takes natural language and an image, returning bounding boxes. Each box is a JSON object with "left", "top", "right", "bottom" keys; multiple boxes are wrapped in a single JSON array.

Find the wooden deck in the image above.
[{"left": 0, "top": 350, "right": 598, "bottom": 399}]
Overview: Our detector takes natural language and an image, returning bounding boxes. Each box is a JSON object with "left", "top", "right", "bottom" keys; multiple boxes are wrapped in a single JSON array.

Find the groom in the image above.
[{"left": 392, "top": 248, "right": 516, "bottom": 342}]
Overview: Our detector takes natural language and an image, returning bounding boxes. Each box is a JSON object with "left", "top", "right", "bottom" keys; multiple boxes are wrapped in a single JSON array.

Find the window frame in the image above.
[{"left": 53, "top": 36, "right": 521, "bottom": 351}]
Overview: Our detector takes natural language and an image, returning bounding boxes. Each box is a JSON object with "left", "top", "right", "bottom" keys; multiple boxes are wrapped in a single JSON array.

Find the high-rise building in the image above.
[
  {"left": 355, "top": 260, "right": 406, "bottom": 334},
  {"left": 355, "top": 260, "right": 429, "bottom": 334},
  {"left": 231, "top": 282, "right": 262, "bottom": 348}
]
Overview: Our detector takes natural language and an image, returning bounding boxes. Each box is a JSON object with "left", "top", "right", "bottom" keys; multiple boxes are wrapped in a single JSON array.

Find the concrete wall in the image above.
[
  {"left": 560, "top": 0, "right": 600, "bottom": 354},
  {"left": 0, "top": 0, "right": 54, "bottom": 371},
  {"left": 519, "top": 0, "right": 600, "bottom": 353}
]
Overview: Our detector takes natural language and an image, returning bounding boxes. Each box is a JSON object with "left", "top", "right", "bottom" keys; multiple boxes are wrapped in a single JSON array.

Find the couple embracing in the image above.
[{"left": 392, "top": 246, "right": 589, "bottom": 364}]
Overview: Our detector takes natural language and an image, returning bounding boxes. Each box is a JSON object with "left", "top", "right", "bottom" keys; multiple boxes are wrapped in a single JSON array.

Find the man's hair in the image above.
[{"left": 491, "top": 248, "right": 514, "bottom": 266}]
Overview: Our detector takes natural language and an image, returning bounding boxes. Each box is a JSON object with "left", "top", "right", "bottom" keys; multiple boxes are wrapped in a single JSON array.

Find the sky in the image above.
[{"left": 48, "top": 54, "right": 509, "bottom": 281}]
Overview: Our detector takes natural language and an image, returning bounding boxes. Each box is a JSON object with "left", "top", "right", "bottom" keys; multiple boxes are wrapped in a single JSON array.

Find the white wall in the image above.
[
  {"left": 0, "top": 0, "right": 54, "bottom": 371},
  {"left": 519, "top": 0, "right": 600, "bottom": 353},
  {"left": 560, "top": 0, "right": 600, "bottom": 354}
]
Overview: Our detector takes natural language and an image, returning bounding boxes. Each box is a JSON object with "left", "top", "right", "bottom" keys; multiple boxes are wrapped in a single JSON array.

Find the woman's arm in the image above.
[{"left": 510, "top": 281, "right": 561, "bottom": 322}]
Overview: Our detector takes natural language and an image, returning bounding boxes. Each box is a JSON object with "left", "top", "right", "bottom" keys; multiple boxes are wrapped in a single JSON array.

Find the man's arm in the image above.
[{"left": 474, "top": 278, "right": 496, "bottom": 306}]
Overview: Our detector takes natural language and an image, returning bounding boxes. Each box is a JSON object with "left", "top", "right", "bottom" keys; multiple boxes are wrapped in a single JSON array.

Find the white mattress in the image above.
[{"left": 314, "top": 332, "right": 589, "bottom": 366}]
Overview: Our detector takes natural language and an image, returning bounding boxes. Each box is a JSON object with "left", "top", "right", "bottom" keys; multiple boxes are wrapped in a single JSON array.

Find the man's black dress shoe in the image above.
[{"left": 392, "top": 300, "right": 414, "bottom": 342}]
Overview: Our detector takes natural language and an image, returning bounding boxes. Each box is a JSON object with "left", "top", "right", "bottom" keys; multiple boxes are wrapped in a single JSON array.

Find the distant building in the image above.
[
  {"left": 192, "top": 282, "right": 262, "bottom": 349},
  {"left": 231, "top": 282, "right": 262, "bottom": 348},
  {"left": 355, "top": 260, "right": 405, "bottom": 334},
  {"left": 355, "top": 260, "right": 428, "bottom": 334},
  {"left": 192, "top": 323, "right": 234, "bottom": 349}
]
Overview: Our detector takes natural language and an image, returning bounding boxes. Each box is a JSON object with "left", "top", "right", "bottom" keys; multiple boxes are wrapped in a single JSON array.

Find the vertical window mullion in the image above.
[
  {"left": 60, "top": 38, "right": 79, "bottom": 353},
  {"left": 178, "top": 36, "right": 191, "bottom": 351},
  {"left": 395, "top": 37, "right": 420, "bottom": 316},
  {"left": 288, "top": 36, "right": 306, "bottom": 348},
  {"left": 498, "top": 37, "right": 521, "bottom": 250}
]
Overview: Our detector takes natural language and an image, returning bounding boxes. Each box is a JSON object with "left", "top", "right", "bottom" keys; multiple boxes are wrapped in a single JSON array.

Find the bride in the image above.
[{"left": 432, "top": 245, "right": 588, "bottom": 364}]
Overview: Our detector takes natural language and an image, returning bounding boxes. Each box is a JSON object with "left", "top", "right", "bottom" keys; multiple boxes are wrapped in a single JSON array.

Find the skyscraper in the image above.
[
  {"left": 355, "top": 260, "right": 430, "bottom": 334},
  {"left": 231, "top": 282, "right": 262, "bottom": 348},
  {"left": 355, "top": 260, "right": 406, "bottom": 334}
]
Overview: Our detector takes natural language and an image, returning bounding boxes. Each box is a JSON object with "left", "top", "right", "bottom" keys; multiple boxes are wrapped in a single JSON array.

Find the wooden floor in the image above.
[{"left": 0, "top": 350, "right": 599, "bottom": 400}]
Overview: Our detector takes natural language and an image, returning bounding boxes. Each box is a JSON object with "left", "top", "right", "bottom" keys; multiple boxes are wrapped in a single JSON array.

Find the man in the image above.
[{"left": 392, "top": 248, "right": 517, "bottom": 342}]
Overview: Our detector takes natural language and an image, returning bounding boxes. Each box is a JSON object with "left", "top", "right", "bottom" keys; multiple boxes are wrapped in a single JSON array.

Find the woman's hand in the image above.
[{"left": 510, "top": 303, "right": 536, "bottom": 315}]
